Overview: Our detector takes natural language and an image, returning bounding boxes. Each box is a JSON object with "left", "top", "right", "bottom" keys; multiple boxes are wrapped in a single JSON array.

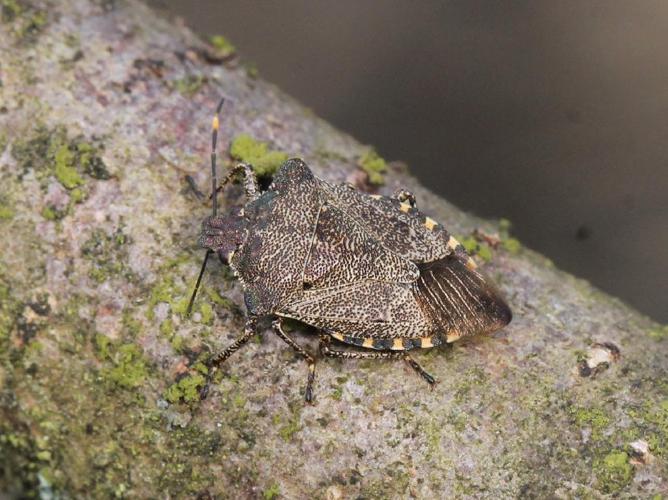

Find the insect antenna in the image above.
[{"left": 186, "top": 97, "right": 225, "bottom": 317}]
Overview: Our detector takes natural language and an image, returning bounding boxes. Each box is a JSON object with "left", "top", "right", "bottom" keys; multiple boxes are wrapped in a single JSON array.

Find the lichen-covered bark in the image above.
[{"left": 0, "top": 1, "right": 666, "bottom": 498}]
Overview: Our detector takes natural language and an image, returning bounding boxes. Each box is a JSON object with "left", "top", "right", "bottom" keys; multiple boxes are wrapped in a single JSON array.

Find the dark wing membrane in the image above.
[
  {"left": 279, "top": 281, "right": 434, "bottom": 339},
  {"left": 320, "top": 182, "right": 452, "bottom": 263},
  {"left": 413, "top": 256, "right": 512, "bottom": 342},
  {"left": 302, "top": 203, "right": 419, "bottom": 287}
]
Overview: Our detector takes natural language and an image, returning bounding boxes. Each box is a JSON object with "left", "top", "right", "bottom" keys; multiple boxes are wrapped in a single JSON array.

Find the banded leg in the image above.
[
  {"left": 200, "top": 317, "right": 259, "bottom": 399},
  {"left": 215, "top": 163, "right": 260, "bottom": 202},
  {"left": 319, "top": 335, "right": 436, "bottom": 387},
  {"left": 273, "top": 318, "right": 317, "bottom": 403},
  {"left": 393, "top": 189, "right": 417, "bottom": 208}
]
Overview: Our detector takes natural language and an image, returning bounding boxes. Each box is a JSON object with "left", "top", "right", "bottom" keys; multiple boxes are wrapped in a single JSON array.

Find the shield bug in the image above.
[{"left": 187, "top": 99, "right": 512, "bottom": 403}]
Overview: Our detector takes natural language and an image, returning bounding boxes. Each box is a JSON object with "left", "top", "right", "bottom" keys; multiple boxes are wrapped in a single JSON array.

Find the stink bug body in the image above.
[{"left": 188, "top": 99, "right": 511, "bottom": 403}]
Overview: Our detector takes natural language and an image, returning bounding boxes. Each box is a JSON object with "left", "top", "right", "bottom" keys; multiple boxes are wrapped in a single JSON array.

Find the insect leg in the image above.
[
  {"left": 200, "top": 316, "right": 259, "bottom": 399},
  {"left": 402, "top": 353, "right": 437, "bottom": 387},
  {"left": 393, "top": 189, "right": 417, "bottom": 208},
  {"left": 319, "top": 334, "right": 399, "bottom": 360},
  {"left": 319, "top": 335, "right": 437, "bottom": 387},
  {"left": 215, "top": 163, "right": 260, "bottom": 202},
  {"left": 272, "top": 318, "right": 317, "bottom": 403},
  {"left": 185, "top": 175, "right": 206, "bottom": 201}
]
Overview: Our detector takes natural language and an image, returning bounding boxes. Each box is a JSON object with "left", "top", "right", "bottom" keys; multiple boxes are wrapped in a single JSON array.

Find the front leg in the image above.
[
  {"left": 200, "top": 316, "right": 260, "bottom": 399},
  {"left": 216, "top": 163, "right": 260, "bottom": 202}
]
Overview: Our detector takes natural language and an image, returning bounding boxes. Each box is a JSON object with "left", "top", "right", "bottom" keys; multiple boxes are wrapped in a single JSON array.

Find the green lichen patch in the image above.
[
  {"left": 357, "top": 149, "right": 387, "bottom": 186},
  {"left": 245, "top": 62, "right": 259, "bottom": 79},
  {"left": 0, "top": 0, "right": 47, "bottom": 43},
  {"left": 164, "top": 372, "right": 206, "bottom": 404},
  {"left": 100, "top": 342, "right": 149, "bottom": 389},
  {"left": 502, "top": 237, "right": 521, "bottom": 254},
  {"left": 75, "top": 142, "right": 110, "bottom": 180},
  {"left": 81, "top": 226, "right": 134, "bottom": 283},
  {"left": 276, "top": 414, "right": 301, "bottom": 442},
  {"left": 53, "top": 142, "right": 84, "bottom": 188},
  {"left": 147, "top": 275, "right": 186, "bottom": 321},
  {"left": 633, "top": 399, "right": 668, "bottom": 459},
  {"left": 40, "top": 205, "right": 67, "bottom": 221},
  {"left": 172, "top": 74, "right": 206, "bottom": 97},
  {"left": 0, "top": 422, "right": 42, "bottom": 495},
  {"left": 94, "top": 332, "right": 113, "bottom": 360},
  {"left": 209, "top": 35, "right": 236, "bottom": 58},
  {"left": 594, "top": 450, "right": 634, "bottom": 494},
  {"left": 204, "top": 286, "right": 240, "bottom": 315},
  {"left": 147, "top": 270, "right": 230, "bottom": 351},
  {"left": 0, "top": 203, "right": 15, "bottom": 221},
  {"left": 570, "top": 406, "right": 610, "bottom": 441},
  {"left": 199, "top": 302, "right": 213, "bottom": 325},
  {"left": 230, "top": 134, "right": 288, "bottom": 179},
  {"left": 121, "top": 309, "right": 142, "bottom": 338},
  {"left": 457, "top": 235, "right": 493, "bottom": 263},
  {"left": 498, "top": 218, "right": 522, "bottom": 254},
  {"left": 263, "top": 483, "right": 280, "bottom": 500},
  {"left": 648, "top": 325, "right": 668, "bottom": 341},
  {"left": 0, "top": 274, "right": 22, "bottom": 348},
  {"left": 159, "top": 317, "right": 175, "bottom": 337},
  {"left": 11, "top": 125, "right": 109, "bottom": 191}
]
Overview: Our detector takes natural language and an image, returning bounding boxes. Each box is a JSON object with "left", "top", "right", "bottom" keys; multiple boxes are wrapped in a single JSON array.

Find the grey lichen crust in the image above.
[{"left": 0, "top": 0, "right": 666, "bottom": 498}]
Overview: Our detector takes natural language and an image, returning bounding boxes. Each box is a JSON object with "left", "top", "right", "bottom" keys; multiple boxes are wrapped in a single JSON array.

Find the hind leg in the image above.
[{"left": 319, "top": 335, "right": 436, "bottom": 387}]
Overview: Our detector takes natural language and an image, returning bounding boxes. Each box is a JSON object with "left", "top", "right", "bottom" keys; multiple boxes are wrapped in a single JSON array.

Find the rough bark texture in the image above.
[{"left": 0, "top": 1, "right": 666, "bottom": 498}]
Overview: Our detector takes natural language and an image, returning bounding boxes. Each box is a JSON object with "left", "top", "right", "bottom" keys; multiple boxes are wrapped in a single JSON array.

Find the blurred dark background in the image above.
[{"left": 148, "top": 1, "right": 667, "bottom": 323}]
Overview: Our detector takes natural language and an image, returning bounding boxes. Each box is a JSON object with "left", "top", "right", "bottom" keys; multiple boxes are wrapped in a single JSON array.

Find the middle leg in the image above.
[{"left": 272, "top": 318, "right": 317, "bottom": 403}]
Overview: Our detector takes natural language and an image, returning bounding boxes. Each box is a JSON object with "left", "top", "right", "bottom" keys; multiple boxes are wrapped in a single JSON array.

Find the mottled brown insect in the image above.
[{"left": 188, "top": 99, "right": 512, "bottom": 403}]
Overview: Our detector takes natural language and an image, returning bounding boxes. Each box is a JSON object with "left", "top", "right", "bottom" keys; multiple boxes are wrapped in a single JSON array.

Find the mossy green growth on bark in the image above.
[
  {"left": 11, "top": 125, "right": 109, "bottom": 191},
  {"left": 99, "top": 343, "right": 149, "bottom": 389},
  {"left": 0, "top": 204, "right": 15, "bottom": 220},
  {"left": 209, "top": 34, "right": 236, "bottom": 58},
  {"left": 498, "top": 218, "right": 522, "bottom": 254},
  {"left": 648, "top": 325, "right": 668, "bottom": 341},
  {"left": 0, "top": 274, "right": 19, "bottom": 346},
  {"left": 263, "top": 483, "right": 280, "bottom": 500},
  {"left": 594, "top": 451, "right": 634, "bottom": 494},
  {"left": 173, "top": 74, "right": 206, "bottom": 97},
  {"left": 0, "top": 0, "right": 47, "bottom": 43},
  {"left": 456, "top": 235, "right": 493, "bottom": 262},
  {"left": 571, "top": 406, "right": 610, "bottom": 440},
  {"left": 80, "top": 227, "right": 134, "bottom": 283},
  {"left": 53, "top": 142, "right": 84, "bottom": 189},
  {"left": 164, "top": 373, "right": 207, "bottom": 404},
  {"left": 357, "top": 149, "right": 387, "bottom": 185},
  {"left": 230, "top": 134, "right": 288, "bottom": 179}
]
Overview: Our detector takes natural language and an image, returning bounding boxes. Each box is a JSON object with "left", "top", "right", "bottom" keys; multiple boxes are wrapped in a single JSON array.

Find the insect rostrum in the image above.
[{"left": 191, "top": 104, "right": 511, "bottom": 403}]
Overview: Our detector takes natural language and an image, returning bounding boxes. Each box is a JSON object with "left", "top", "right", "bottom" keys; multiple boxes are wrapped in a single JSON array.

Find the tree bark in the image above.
[{"left": 0, "top": 1, "right": 666, "bottom": 498}]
